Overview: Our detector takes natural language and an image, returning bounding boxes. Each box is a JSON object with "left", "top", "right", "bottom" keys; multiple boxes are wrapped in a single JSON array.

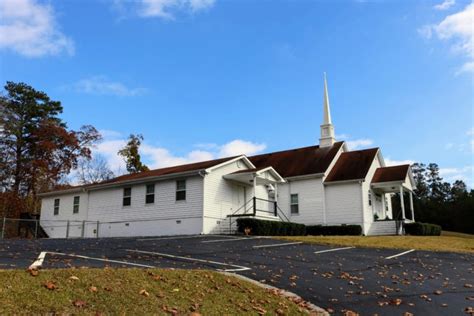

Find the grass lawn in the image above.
[
  {"left": 278, "top": 231, "right": 474, "bottom": 254},
  {"left": 0, "top": 268, "right": 316, "bottom": 315}
]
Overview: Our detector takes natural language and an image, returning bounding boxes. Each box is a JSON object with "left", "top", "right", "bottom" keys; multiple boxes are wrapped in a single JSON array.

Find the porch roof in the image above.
[
  {"left": 223, "top": 166, "right": 286, "bottom": 185},
  {"left": 372, "top": 165, "right": 410, "bottom": 183}
]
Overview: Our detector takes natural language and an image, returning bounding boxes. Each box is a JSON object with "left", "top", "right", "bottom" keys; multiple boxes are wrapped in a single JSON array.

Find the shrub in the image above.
[
  {"left": 404, "top": 222, "right": 442, "bottom": 236},
  {"left": 306, "top": 224, "right": 362, "bottom": 236},
  {"left": 236, "top": 218, "right": 306, "bottom": 236}
]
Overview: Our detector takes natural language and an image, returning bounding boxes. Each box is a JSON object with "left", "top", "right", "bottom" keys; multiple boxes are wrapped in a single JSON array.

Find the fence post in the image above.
[
  {"left": 81, "top": 220, "right": 85, "bottom": 238},
  {"left": 1, "top": 217, "right": 5, "bottom": 239},
  {"left": 66, "top": 220, "right": 70, "bottom": 238},
  {"left": 34, "top": 220, "right": 38, "bottom": 239},
  {"left": 96, "top": 221, "right": 99, "bottom": 238}
]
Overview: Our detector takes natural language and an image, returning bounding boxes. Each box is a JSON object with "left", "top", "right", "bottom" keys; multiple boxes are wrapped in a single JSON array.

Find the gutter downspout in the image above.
[
  {"left": 198, "top": 170, "right": 208, "bottom": 235},
  {"left": 359, "top": 180, "right": 367, "bottom": 236}
]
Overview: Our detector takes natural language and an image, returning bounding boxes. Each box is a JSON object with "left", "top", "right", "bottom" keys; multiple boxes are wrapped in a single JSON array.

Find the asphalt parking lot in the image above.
[{"left": 1, "top": 235, "right": 473, "bottom": 315}]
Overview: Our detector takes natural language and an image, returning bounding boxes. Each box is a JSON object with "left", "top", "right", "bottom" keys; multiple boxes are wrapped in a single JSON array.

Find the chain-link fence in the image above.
[
  {"left": 0, "top": 218, "right": 100, "bottom": 239},
  {"left": 0, "top": 216, "right": 204, "bottom": 239}
]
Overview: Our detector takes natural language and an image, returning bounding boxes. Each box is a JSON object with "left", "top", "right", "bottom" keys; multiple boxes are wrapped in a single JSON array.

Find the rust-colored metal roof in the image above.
[
  {"left": 97, "top": 156, "right": 237, "bottom": 184},
  {"left": 248, "top": 142, "right": 344, "bottom": 178},
  {"left": 372, "top": 165, "right": 410, "bottom": 183},
  {"left": 41, "top": 142, "right": 344, "bottom": 194},
  {"left": 325, "top": 148, "right": 379, "bottom": 182}
]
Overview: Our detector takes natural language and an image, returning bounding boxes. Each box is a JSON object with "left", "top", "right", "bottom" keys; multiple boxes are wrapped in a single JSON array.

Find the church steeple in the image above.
[{"left": 319, "top": 73, "right": 336, "bottom": 148}]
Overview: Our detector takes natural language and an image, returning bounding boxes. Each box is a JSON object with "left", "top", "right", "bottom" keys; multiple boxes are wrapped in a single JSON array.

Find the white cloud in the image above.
[
  {"left": 420, "top": 3, "right": 474, "bottom": 74},
  {"left": 218, "top": 140, "right": 266, "bottom": 157},
  {"left": 0, "top": 0, "right": 74, "bottom": 57},
  {"left": 337, "top": 134, "right": 374, "bottom": 150},
  {"left": 95, "top": 139, "right": 128, "bottom": 172},
  {"left": 385, "top": 158, "right": 415, "bottom": 166},
  {"left": 92, "top": 131, "right": 266, "bottom": 174},
  {"left": 434, "top": 0, "right": 455, "bottom": 11},
  {"left": 189, "top": 0, "right": 215, "bottom": 12},
  {"left": 440, "top": 165, "right": 474, "bottom": 187},
  {"left": 345, "top": 139, "right": 374, "bottom": 150},
  {"left": 116, "top": 0, "right": 215, "bottom": 19},
  {"left": 66, "top": 76, "right": 147, "bottom": 97}
]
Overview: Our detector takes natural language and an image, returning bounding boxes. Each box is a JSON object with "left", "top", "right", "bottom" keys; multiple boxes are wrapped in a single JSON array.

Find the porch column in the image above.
[
  {"left": 399, "top": 186, "right": 406, "bottom": 220},
  {"left": 253, "top": 176, "right": 257, "bottom": 198},
  {"left": 409, "top": 191, "right": 415, "bottom": 221},
  {"left": 381, "top": 193, "right": 386, "bottom": 219}
]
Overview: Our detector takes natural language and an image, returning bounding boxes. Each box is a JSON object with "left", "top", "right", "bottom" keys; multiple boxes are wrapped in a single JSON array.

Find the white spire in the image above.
[
  {"left": 323, "top": 72, "right": 332, "bottom": 124},
  {"left": 319, "top": 73, "right": 336, "bottom": 148}
]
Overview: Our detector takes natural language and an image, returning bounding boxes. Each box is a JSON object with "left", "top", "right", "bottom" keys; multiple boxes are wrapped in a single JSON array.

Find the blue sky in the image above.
[{"left": 1, "top": 0, "right": 473, "bottom": 185}]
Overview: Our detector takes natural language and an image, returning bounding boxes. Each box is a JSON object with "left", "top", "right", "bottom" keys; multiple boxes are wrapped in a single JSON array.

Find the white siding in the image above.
[
  {"left": 277, "top": 178, "right": 325, "bottom": 225},
  {"left": 202, "top": 159, "right": 250, "bottom": 234},
  {"left": 40, "top": 192, "right": 89, "bottom": 238},
  {"left": 86, "top": 176, "right": 204, "bottom": 237},
  {"left": 324, "top": 182, "right": 363, "bottom": 225},
  {"left": 361, "top": 154, "right": 381, "bottom": 234},
  {"left": 202, "top": 158, "right": 275, "bottom": 234},
  {"left": 40, "top": 176, "right": 204, "bottom": 238}
]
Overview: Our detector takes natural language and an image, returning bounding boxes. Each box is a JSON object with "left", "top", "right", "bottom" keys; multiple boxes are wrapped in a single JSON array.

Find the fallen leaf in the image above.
[
  {"left": 44, "top": 281, "right": 56, "bottom": 290},
  {"left": 434, "top": 290, "right": 443, "bottom": 295},
  {"left": 69, "top": 276, "right": 79, "bottom": 281},
  {"left": 89, "top": 286, "right": 98, "bottom": 293},
  {"left": 464, "top": 284, "right": 473, "bottom": 288},
  {"left": 139, "top": 289, "right": 150, "bottom": 297},
  {"left": 72, "top": 300, "right": 86, "bottom": 308},
  {"left": 390, "top": 298, "right": 402, "bottom": 306}
]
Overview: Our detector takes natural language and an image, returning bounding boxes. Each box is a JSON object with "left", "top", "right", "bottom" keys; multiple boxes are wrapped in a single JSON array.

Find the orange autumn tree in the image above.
[{"left": 0, "top": 82, "right": 101, "bottom": 216}]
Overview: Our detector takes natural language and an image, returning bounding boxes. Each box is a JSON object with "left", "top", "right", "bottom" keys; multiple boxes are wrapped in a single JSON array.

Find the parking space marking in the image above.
[
  {"left": 29, "top": 251, "right": 47, "bottom": 270},
  {"left": 30, "top": 251, "right": 156, "bottom": 269},
  {"left": 385, "top": 249, "right": 415, "bottom": 260},
  {"left": 137, "top": 235, "right": 236, "bottom": 242},
  {"left": 253, "top": 242, "right": 303, "bottom": 249},
  {"left": 201, "top": 237, "right": 265, "bottom": 243},
  {"left": 126, "top": 249, "right": 251, "bottom": 272},
  {"left": 314, "top": 246, "right": 355, "bottom": 254}
]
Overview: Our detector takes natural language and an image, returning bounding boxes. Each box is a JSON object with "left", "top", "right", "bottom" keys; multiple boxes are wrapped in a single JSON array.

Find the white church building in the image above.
[{"left": 39, "top": 76, "right": 416, "bottom": 238}]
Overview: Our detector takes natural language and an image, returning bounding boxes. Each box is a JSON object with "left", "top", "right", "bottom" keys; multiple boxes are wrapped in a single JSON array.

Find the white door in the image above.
[{"left": 232, "top": 185, "right": 246, "bottom": 213}]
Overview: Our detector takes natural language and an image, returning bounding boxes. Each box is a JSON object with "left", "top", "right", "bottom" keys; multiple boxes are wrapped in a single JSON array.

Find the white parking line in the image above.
[
  {"left": 314, "top": 246, "right": 355, "bottom": 254},
  {"left": 201, "top": 237, "right": 265, "bottom": 243},
  {"left": 385, "top": 249, "right": 415, "bottom": 260},
  {"left": 137, "top": 235, "right": 237, "bottom": 241},
  {"left": 253, "top": 242, "right": 303, "bottom": 249},
  {"left": 126, "top": 249, "right": 251, "bottom": 272},
  {"left": 29, "top": 251, "right": 47, "bottom": 270},
  {"left": 29, "top": 251, "right": 156, "bottom": 269}
]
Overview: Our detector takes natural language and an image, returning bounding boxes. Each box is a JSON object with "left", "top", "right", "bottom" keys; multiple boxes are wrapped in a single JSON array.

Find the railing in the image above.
[{"left": 226, "top": 197, "right": 291, "bottom": 234}]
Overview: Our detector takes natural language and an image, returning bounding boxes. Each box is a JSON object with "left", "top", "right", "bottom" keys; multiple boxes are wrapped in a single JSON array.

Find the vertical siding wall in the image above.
[
  {"left": 324, "top": 182, "right": 364, "bottom": 225},
  {"left": 40, "top": 176, "right": 204, "bottom": 238}
]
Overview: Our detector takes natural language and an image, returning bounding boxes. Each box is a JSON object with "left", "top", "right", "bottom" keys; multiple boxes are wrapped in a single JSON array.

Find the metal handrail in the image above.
[
  {"left": 276, "top": 205, "right": 291, "bottom": 222},
  {"left": 227, "top": 198, "right": 254, "bottom": 218}
]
